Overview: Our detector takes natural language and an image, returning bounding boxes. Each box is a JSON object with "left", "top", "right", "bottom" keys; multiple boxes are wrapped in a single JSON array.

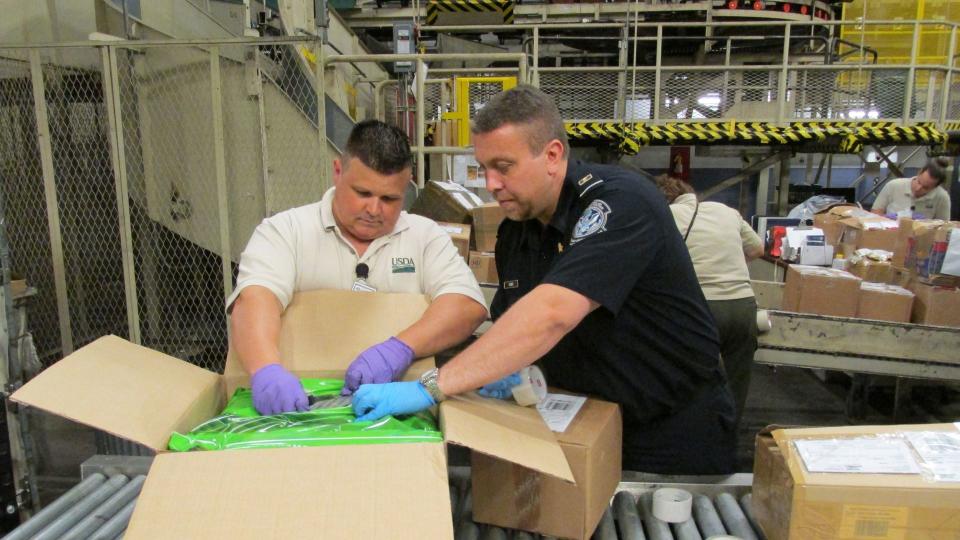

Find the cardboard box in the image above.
[
  {"left": 470, "top": 202, "right": 505, "bottom": 252},
  {"left": 468, "top": 251, "right": 498, "bottom": 285},
  {"left": 857, "top": 283, "right": 914, "bottom": 323},
  {"left": 438, "top": 222, "right": 471, "bottom": 260},
  {"left": 914, "top": 222, "right": 960, "bottom": 287},
  {"left": 847, "top": 256, "right": 893, "bottom": 284},
  {"left": 891, "top": 218, "right": 943, "bottom": 269},
  {"left": 909, "top": 282, "right": 960, "bottom": 328},
  {"left": 10, "top": 290, "right": 576, "bottom": 539},
  {"left": 887, "top": 266, "right": 913, "bottom": 288},
  {"left": 753, "top": 424, "right": 960, "bottom": 540},
  {"left": 813, "top": 204, "right": 858, "bottom": 247},
  {"left": 839, "top": 212, "right": 898, "bottom": 254},
  {"left": 410, "top": 180, "right": 484, "bottom": 224},
  {"left": 782, "top": 265, "right": 861, "bottom": 317},
  {"left": 472, "top": 396, "right": 622, "bottom": 540}
]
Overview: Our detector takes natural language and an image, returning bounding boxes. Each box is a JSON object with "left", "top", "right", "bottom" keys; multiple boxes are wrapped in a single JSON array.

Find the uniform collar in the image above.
[
  {"left": 518, "top": 160, "right": 583, "bottom": 249},
  {"left": 319, "top": 187, "right": 410, "bottom": 237}
]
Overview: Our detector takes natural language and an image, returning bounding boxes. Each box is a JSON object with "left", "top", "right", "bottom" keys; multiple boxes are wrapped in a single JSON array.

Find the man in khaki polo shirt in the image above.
[
  {"left": 227, "top": 120, "right": 487, "bottom": 415},
  {"left": 872, "top": 156, "right": 951, "bottom": 220}
]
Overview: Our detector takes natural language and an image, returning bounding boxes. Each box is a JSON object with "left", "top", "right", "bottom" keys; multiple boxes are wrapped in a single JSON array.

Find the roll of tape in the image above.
[
  {"left": 652, "top": 488, "right": 692, "bottom": 523},
  {"left": 756, "top": 309, "right": 772, "bottom": 333},
  {"left": 511, "top": 366, "right": 548, "bottom": 406}
]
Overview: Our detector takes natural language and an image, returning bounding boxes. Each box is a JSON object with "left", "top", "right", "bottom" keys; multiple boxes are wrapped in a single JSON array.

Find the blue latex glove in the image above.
[
  {"left": 341, "top": 337, "right": 415, "bottom": 395},
  {"left": 251, "top": 363, "right": 308, "bottom": 415},
  {"left": 352, "top": 381, "right": 436, "bottom": 423},
  {"left": 477, "top": 373, "right": 522, "bottom": 400}
]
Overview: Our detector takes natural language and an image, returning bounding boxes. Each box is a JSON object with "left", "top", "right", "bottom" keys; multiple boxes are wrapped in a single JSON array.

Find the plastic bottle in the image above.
[{"left": 831, "top": 253, "right": 847, "bottom": 271}]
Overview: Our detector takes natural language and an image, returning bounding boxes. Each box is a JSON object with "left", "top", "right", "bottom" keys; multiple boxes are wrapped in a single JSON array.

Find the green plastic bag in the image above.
[{"left": 168, "top": 378, "right": 441, "bottom": 452}]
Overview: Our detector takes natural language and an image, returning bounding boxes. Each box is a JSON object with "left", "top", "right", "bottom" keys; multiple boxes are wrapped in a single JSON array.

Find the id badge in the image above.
[{"left": 351, "top": 279, "right": 377, "bottom": 293}]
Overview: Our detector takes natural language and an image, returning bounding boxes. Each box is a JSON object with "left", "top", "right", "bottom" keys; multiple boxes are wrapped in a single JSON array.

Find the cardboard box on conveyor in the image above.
[
  {"left": 10, "top": 290, "right": 619, "bottom": 539},
  {"left": 753, "top": 423, "right": 960, "bottom": 540}
]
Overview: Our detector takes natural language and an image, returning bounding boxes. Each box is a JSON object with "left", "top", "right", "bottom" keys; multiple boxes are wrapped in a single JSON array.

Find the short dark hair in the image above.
[
  {"left": 654, "top": 174, "right": 695, "bottom": 203},
  {"left": 921, "top": 156, "right": 950, "bottom": 186},
  {"left": 343, "top": 120, "right": 412, "bottom": 175},
  {"left": 470, "top": 85, "right": 569, "bottom": 157}
]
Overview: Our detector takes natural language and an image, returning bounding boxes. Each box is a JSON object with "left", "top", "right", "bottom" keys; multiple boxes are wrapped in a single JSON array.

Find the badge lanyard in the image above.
[{"left": 351, "top": 262, "right": 377, "bottom": 292}]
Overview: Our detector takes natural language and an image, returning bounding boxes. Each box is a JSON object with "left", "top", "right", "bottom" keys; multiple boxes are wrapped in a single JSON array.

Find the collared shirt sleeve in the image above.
[
  {"left": 934, "top": 188, "right": 951, "bottom": 220},
  {"left": 225, "top": 215, "right": 298, "bottom": 312},
  {"left": 872, "top": 180, "right": 893, "bottom": 212},
  {"left": 542, "top": 187, "right": 663, "bottom": 314},
  {"left": 738, "top": 214, "right": 763, "bottom": 254},
  {"left": 419, "top": 222, "right": 488, "bottom": 311}
]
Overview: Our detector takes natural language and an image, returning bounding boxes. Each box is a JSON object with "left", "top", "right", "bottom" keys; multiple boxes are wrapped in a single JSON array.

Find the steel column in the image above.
[{"left": 209, "top": 47, "right": 234, "bottom": 300}]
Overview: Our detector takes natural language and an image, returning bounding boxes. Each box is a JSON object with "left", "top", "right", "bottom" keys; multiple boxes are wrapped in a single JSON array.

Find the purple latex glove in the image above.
[
  {"left": 251, "top": 363, "right": 308, "bottom": 415},
  {"left": 352, "top": 381, "right": 436, "bottom": 423},
  {"left": 341, "top": 337, "right": 415, "bottom": 395}
]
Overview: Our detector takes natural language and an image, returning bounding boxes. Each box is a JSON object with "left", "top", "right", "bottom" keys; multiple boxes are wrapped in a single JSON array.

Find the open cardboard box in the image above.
[{"left": 11, "top": 290, "right": 574, "bottom": 539}]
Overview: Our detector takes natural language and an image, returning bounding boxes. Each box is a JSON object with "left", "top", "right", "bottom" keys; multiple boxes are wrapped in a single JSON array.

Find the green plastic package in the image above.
[{"left": 168, "top": 378, "right": 441, "bottom": 452}]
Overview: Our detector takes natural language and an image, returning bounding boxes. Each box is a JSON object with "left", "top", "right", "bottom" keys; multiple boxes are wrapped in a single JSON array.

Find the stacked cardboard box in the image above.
[
  {"left": 782, "top": 265, "right": 861, "bottom": 317},
  {"left": 471, "top": 202, "right": 505, "bottom": 252},
  {"left": 410, "top": 180, "right": 484, "bottom": 224},
  {"left": 857, "top": 283, "right": 914, "bottom": 323},
  {"left": 838, "top": 210, "right": 898, "bottom": 254},
  {"left": 846, "top": 249, "right": 894, "bottom": 283},
  {"left": 909, "top": 282, "right": 960, "bottom": 328},
  {"left": 10, "top": 290, "right": 620, "bottom": 539},
  {"left": 468, "top": 251, "right": 498, "bottom": 284},
  {"left": 813, "top": 204, "right": 859, "bottom": 247},
  {"left": 437, "top": 222, "right": 471, "bottom": 260},
  {"left": 753, "top": 424, "right": 960, "bottom": 540}
]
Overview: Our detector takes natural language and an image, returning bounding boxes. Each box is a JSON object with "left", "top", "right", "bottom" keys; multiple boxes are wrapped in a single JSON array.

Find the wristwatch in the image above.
[{"left": 419, "top": 368, "right": 447, "bottom": 403}]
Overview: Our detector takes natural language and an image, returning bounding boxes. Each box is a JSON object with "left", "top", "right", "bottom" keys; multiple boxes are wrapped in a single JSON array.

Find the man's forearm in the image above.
[
  {"left": 397, "top": 294, "right": 487, "bottom": 358},
  {"left": 230, "top": 286, "right": 284, "bottom": 375},
  {"left": 436, "top": 284, "right": 595, "bottom": 397}
]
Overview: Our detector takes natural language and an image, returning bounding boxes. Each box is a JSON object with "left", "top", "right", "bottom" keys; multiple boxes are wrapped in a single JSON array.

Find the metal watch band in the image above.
[{"left": 419, "top": 368, "right": 446, "bottom": 403}]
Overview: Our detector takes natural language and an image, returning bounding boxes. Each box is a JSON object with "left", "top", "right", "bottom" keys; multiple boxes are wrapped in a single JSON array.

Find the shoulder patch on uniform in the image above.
[{"left": 571, "top": 200, "right": 612, "bottom": 244}]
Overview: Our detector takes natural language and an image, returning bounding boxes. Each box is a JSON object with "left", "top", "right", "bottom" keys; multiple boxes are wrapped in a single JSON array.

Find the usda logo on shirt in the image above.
[{"left": 392, "top": 257, "right": 416, "bottom": 273}]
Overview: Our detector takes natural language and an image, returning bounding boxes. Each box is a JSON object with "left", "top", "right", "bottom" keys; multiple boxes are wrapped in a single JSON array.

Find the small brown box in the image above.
[
  {"left": 782, "top": 265, "right": 861, "bottom": 317},
  {"left": 909, "top": 282, "right": 960, "bottom": 328},
  {"left": 468, "top": 251, "right": 498, "bottom": 284},
  {"left": 857, "top": 283, "right": 913, "bottom": 323},
  {"left": 409, "top": 180, "right": 483, "bottom": 224},
  {"left": 848, "top": 258, "right": 893, "bottom": 284},
  {"left": 470, "top": 203, "right": 506, "bottom": 252},
  {"left": 472, "top": 396, "right": 622, "bottom": 540},
  {"left": 437, "top": 222, "right": 471, "bottom": 260}
]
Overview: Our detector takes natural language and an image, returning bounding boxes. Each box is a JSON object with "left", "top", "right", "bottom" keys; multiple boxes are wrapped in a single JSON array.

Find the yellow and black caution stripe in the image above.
[
  {"left": 565, "top": 120, "right": 949, "bottom": 154},
  {"left": 943, "top": 121, "right": 960, "bottom": 132},
  {"left": 425, "top": 0, "right": 514, "bottom": 25}
]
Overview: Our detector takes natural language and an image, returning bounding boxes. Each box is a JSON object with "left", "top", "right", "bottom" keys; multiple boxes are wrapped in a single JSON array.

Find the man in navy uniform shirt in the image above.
[{"left": 352, "top": 85, "right": 736, "bottom": 474}]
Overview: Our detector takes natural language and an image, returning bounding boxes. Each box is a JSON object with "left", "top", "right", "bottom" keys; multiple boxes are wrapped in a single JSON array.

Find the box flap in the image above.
[
  {"left": 224, "top": 290, "right": 435, "bottom": 391},
  {"left": 125, "top": 444, "right": 452, "bottom": 539},
  {"left": 441, "top": 392, "right": 575, "bottom": 483},
  {"left": 10, "top": 335, "right": 222, "bottom": 451}
]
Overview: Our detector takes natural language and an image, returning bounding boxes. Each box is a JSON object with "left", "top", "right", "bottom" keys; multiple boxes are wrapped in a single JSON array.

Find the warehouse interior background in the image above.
[{"left": 1, "top": 0, "right": 960, "bottom": 538}]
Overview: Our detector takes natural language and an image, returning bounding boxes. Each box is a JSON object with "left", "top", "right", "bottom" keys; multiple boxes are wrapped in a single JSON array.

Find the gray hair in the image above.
[{"left": 470, "top": 85, "right": 569, "bottom": 157}]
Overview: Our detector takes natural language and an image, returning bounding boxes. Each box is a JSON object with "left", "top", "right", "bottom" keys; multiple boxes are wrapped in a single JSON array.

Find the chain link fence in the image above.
[{"left": 0, "top": 38, "right": 327, "bottom": 375}]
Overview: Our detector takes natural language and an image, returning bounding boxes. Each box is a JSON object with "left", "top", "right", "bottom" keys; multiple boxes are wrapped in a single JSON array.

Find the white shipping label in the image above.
[
  {"left": 794, "top": 438, "right": 921, "bottom": 474},
  {"left": 905, "top": 432, "right": 960, "bottom": 482},
  {"left": 536, "top": 394, "right": 586, "bottom": 433}
]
